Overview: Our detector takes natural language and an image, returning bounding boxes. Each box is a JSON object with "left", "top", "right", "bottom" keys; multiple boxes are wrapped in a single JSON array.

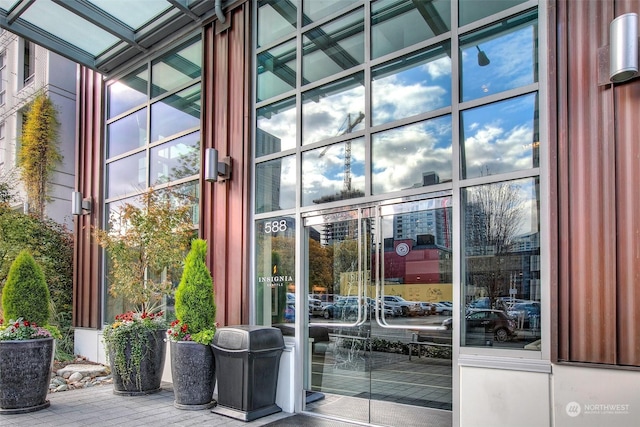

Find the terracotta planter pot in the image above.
[
  {"left": 108, "top": 328, "right": 166, "bottom": 396},
  {"left": 0, "top": 337, "right": 55, "bottom": 414},
  {"left": 170, "top": 340, "right": 216, "bottom": 409}
]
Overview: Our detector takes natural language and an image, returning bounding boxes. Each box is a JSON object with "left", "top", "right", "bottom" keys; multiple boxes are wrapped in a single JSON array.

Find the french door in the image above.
[{"left": 302, "top": 196, "right": 453, "bottom": 426}]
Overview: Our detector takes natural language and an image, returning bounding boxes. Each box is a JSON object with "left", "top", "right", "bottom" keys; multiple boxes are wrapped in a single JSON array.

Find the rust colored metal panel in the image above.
[
  {"left": 73, "top": 67, "right": 104, "bottom": 329},
  {"left": 550, "top": 0, "right": 566, "bottom": 363},
  {"left": 614, "top": 0, "right": 640, "bottom": 368},
  {"left": 213, "top": 22, "right": 231, "bottom": 325},
  {"left": 201, "top": 25, "right": 215, "bottom": 258},
  {"left": 615, "top": 79, "right": 640, "bottom": 366},
  {"left": 201, "top": 1, "right": 251, "bottom": 327},
  {"left": 559, "top": 0, "right": 617, "bottom": 364},
  {"left": 226, "top": 3, "right": 251, "bottom": 323}
]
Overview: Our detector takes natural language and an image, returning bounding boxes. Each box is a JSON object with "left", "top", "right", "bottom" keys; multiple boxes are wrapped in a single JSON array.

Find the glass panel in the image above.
[
  {"left": 372, "top": 43, "right": 452, "bottom": 127},
  {"left": 255, "top": 155, "right": 296, "bottom": 213},
  {"left": 150, "top": 131, "right": 200, "bottom": 185},
  {"left": 160, "top": 180, "right": 200, "bottom": 226},
  {"left": 257, "top": 97, "right": 297, "bottom": 156},
  {"left": 88, "top": 0, "right": 171, "bottom": 29},
  {"left": 257, "top": 0, "right": 298, "bottom": 48},
  {"left": 462, "top": 177, "right": 541, "bottom": 350},
  {"left": 460, "top": 11, "right": 537, "bottom": 102},
  {"left": 375, "top": 198, "right": 453, "bottom": 413},
  {"left": 302, "top": 73, "right": 365, "bottom": 145},
  {"left": 255, "top": 216, "right": 296, "bottom": 327},
  {"left": 107, "top": 108, "right": 147, "bottom": 158},
  {"left": 103, "top": 196, "right": 138, "bottom": 323},
  {"left": 21, "top": 0, "right": 119, "bottom": 55},
  {"left": 460, "top": 93, "right": 539, "bottom": 179},
  {"left": 372, "top": 115, "right": 452, "bottom": 195},
  {"left": 151, "top": 84, "right": 201, "bottom": 142},
  {"left": 302, "top": 0, "right": 359, "bottom": 23},
  {"left": 106, "top": 152, "right": 147, "bottom": 198},
  {"left": 302, "top": 137, "right": 365, "bottom": 206},
  {"left": 151, "top": 37, "right": 202, "bottom": 98},
  {"left": 305, "top": 211, "right": 372, "bottom": 421},
  {"left": 0, "top": 1, "right": 18, "bottom": 12},
  {"left": 257, "top": 39, "right": 297, "bottom": 102},
  {"left": 108, "top": 66, "right": 148, "bottom": 119},
  {"left": 372, "top": 0, "right": 451, "bottom": 59},
  {"left": 459, "top": 0, "right": 527, "bottom": 27},
  {"left": 302, "top": 8, "right": 364, "bottom": 84}
]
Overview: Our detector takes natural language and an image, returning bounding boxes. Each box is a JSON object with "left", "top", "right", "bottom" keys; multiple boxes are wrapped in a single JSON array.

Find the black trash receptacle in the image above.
[{"left": 211, "top": 325, "right": 285, "bottom": 421}]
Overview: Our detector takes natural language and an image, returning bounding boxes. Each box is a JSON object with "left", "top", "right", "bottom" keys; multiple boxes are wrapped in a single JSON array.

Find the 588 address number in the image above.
[{"left": 264, "top": 219, "right": 288, "bottom": 234}]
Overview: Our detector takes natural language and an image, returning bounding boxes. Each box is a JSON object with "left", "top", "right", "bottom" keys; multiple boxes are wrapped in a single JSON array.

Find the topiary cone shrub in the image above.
[
  {"left": 168, "top": 239, "right": 217, "bottom": 409},
  {"left": 2, "top": 249, "right": 50, "bottom": 326},
  {"left": 0, "top": 249, "right": 59, "bottom": 414},
  {"left": 170, "top": 238, "right": 217, "bottom": 345}
]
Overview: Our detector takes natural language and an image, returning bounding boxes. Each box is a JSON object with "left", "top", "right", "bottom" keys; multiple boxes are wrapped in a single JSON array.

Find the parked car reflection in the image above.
[
  {"left": 445, "top": 309, "right": 516, "bottom": 343},
  {"left": 283, "top": 303, "right": 311, "bottom": 322},
  {"left": 322, "top": 297, "right": 360, "bottom": 320},
  {"left": 321, "top": 297, "right": 402, "bottom": 320},
  {"left": 419, "top": 302, "right": 436, "bottom": 315},
  {"left": 433, "top": 302, "right": 452, "bottom": 316},
  {"left": 507, "top": 302, "right": 540, "bottom": 329}
]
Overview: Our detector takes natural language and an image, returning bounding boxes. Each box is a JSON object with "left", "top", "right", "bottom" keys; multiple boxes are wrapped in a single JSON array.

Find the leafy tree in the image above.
[
  {"left": 2, "top": 249, "right": 50, "bottom": 325},
  {"left": 174, "top": 238, "right": 216, "bottom": 343},
  {"left": 94, "top": 187, "right": 194, "bottom": 314},
  {"left": 308, "top": 238, "right": 333, "bottom": 293},
  {"left": 18, "top": 94, "right": 62, "bottom": 219}
]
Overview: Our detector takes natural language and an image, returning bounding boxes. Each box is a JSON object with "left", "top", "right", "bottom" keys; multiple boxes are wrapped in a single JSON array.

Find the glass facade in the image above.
[
  {"left": 254, "top": 0, "right": 542, "bottom": 358},
  {"left": 103, "top": 35, "right": 202, "bottom": 322}
]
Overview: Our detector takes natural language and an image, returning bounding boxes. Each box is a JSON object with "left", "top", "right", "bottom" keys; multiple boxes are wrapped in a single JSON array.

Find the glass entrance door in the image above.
[{"left": 303, "top": 197, "right": 453, "bottom": 427}]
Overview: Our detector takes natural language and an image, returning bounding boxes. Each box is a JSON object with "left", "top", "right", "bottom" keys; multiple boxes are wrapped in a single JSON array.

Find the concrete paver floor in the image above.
[{"left": 0, "top": 383, "right": 302, "bottom": 427}]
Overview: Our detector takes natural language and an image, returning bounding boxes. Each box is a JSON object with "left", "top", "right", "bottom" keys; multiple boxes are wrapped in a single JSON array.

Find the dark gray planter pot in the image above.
[
  {"left": 0, "top": 337, "right": 55, "bottom": 414},
  {"left": 109, "top": 328, "right": 166, "bottom": 396},
  {"left": 170, "top": 340, "right": 216, "bottom": 409}
]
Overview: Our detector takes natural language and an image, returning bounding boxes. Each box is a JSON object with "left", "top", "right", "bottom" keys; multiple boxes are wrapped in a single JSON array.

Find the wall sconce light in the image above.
[
  {"left": 476, "top": 45, "right": 490, "bottom": 67},
  {"left": 71, "top": 191, "right": 92, "bottom": 215},
  {"left": 205, "top": 148, "right": 232, "bottom": 182},
  {"left": 610, "top": 12, "right": 638, "bottom": 83}
]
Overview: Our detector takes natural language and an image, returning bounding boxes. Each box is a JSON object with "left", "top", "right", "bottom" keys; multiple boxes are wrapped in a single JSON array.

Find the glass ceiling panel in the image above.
[
  {"left": 0, "top": 1, "right": 18, "bottom": 11},
  {"left": 87, "top": 0, "right": 171, "bottom": 30},
  {"left": 0, "top": 0, "right": 218, "bottom": 76},
  {"left": 0, "top": 0, "right": 19, "bottom": 10},
  {"left": 20, "top": 0, "right": 119, "bottom": 56}
]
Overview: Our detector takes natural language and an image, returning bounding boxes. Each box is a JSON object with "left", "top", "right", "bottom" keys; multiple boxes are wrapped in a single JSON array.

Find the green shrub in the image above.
[
  {"left": 173, "top": 239, "right": 216, "bottom": 343},
  {"left": 0, "top": 206, "right": 72, "bottom": 313},
  {"left": 2, "top": 250, "right": 50, "bottom": 325}
]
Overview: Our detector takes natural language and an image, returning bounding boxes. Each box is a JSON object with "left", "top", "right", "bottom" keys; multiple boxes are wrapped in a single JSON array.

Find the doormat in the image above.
[
  {"left": 260, "top": 413, "right": 361, "bottom": 427},
  {"left": 353, "top": 392, "right": 452, "bottom": 411}
]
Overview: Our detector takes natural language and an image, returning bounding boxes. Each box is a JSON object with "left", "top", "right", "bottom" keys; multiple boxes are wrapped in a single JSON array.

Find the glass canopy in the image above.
[{"left": 0, "top": 0, "right": 225, "bottom": 76}]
